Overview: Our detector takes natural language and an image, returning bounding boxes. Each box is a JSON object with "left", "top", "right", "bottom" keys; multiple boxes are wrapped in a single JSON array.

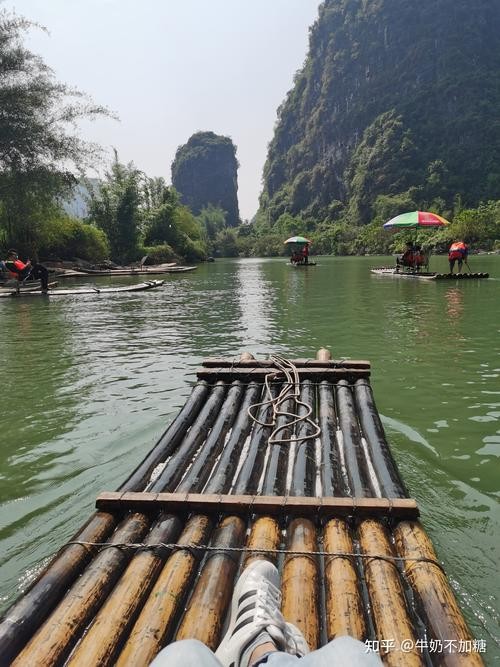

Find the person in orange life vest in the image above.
[
  {"left": 448, "top": 240, "right": 468, "bottom": 274},
  {"left": 301, "top": 243, "right": 309, "bottom": 264},
  {"left": 4, "top": 249, "right": 50, "bottom": 291}
]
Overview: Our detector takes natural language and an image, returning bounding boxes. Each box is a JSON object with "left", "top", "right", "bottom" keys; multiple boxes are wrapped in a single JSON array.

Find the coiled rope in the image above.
[{"left": 247, "top": 355, "right": 321, "bottom": 444}]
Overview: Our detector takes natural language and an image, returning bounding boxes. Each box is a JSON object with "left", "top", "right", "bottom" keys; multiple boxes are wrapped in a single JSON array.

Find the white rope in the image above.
[{"left": 247, "top": 355, "right": 321, "bottom": 444}]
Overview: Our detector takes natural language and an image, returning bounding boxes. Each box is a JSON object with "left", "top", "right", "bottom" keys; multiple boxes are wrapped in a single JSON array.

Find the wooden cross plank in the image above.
[{"left": 96, "top": 492, "right": 419, "bottom": 520}]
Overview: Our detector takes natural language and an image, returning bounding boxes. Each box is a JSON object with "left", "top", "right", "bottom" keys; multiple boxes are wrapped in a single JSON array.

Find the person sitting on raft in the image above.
[
  {"left": 448, "top": 240, "right": 469, "bottom": 274},
  {"left": 290, "top": 251, "right": 303, "bottom": 265},
  {"left": 4, "top": 249, "right": 50, "bottom": 291},
  {"left": 396, "top": 241, "right": 416, "bottom": 271},
  {"left": 150, "top": 559, "right": 382, "bottom": 667}
]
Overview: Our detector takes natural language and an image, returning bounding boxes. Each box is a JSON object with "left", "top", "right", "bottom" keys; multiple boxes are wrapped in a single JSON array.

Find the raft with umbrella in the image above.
[
  {"left": 0, "top": 350, "right": 484, "bottom": 666},
  {"left": 284, "top": 236, "right": 316, "bottom": 266},
  {"left": 374, "top": 211, "right": 489, "bottom": 280}
]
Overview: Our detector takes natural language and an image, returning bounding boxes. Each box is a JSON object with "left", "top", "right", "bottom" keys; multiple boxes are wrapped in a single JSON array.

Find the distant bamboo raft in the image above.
[{"left": 0, "top": 351, "right": 484, "bottom": 666}]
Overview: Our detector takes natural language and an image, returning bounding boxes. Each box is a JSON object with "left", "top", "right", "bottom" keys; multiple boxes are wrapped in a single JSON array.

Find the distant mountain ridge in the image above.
[{"left": 259, "top": 0, "right": 500, "bottom": 224}]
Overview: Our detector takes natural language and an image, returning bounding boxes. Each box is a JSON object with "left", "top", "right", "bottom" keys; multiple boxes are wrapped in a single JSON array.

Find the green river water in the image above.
[{"left": 0, "top": 255, "right": 499, "bottom": 661}]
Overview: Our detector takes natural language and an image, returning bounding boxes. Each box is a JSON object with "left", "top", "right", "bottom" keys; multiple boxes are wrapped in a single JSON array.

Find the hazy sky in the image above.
[{"left": 7, "top": 0, "right": 321, "bottom": 220}]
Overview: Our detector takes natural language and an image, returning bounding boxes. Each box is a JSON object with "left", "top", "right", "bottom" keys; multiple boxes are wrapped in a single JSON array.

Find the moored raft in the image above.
[
  {"left": 0, "top": 279, "right": 165, "bottom": 298},
  {"left": 371, "top": 267, "right": 489, "bottom": 280},
  {"left": 0, "top": 351, "right": 484, "bottom": 666}
]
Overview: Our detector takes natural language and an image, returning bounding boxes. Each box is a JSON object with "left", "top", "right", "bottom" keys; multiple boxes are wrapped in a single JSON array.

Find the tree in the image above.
[
  {"left": 87, "top": 153, "right": 142, "bottom": 263},
  {"left": 0, "top": 8, "right": 112, "bottom": 255}
]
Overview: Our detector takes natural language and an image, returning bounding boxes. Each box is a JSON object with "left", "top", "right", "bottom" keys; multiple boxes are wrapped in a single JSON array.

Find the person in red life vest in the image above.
[
  {"left": 397, "top": 241, "right": 416, "bottom": 270},
  {"left": 301, "top": 243, "right": 309, "bottom": 264},
  {"left": 4, "top": 249, "right": 50, "bottom": 291},
  {"left": 448, "top": 240, "right": 469, "bottom": 274},
  {"left": 413, "top": 244, "right": 425, "bottom": 271}
]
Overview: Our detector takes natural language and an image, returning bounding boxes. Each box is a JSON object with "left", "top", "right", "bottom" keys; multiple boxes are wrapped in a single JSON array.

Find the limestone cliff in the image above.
[
  {"left": 171, "top": 131, "right": 240, "bottom": 227},
  {"left": 260, "top": 0, "right": 500, "bottom": 224}
]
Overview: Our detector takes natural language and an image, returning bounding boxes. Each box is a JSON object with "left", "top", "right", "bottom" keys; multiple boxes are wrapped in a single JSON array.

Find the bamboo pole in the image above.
[
  {"left": 323, "top": 518, "right": 366, "bottom": 641},
  {"left": 116, "top": 515, "right": 212, "bottom": 667},
  {"left": 0, "top": 383, "right": 211, "bottom": 663},
  {"left": 316, "top": 348, "right": 332, "bottom": 362},
  {"left": 151, "top": 381, "right": 227, "bottom": 492},
  {"left": 358, "top": 520, "right": 423, "bottom": 666},
  {"left": 335, "top": 380, "right": 374, "bottom": 496},
  {"left": 201, "top": 357, "right": 370, "bottom": 368},
  {"left": 119, "top": 381, "right": 210, "bottom": 492},
  {"left": 290, "top": 380, "right": 316, "bottom": 496},
  {"left": 176, "top": 381, "right": 244, "bottom": 493},
  {"left": 394, "top": 521, "right": 484, "bottom": 666},
  {"left": 353, "top": 379, "right": 408, "bottom": 498},
  {"left": 197, "top": 367, "right": 370, "bottom": 381},
  {"left": 242, "top": 516, "right": 281, "bottom": 569},
  {"left": 232, "top": 384, "right": 280, "bottom": 494},
  {"left": 175, "top": 515, "right": 246, "bottom": 650},
  {"left": 12, "top": 513, "right": 151, "bottom": 667},
  {"left": 318, "top": 380, "right": 348, "bottom": 495},
  {"left": 282, "top": 518, "right": 319, "bottom": 651},
  {"left": 0, "top": 511, "right": 116, "bottom": 665},
  {"left": 261, "top": 395, "right": 293, "bottom": 495},
  {"left": 205, "top": 382, "right": 262, "bottom": 493},
  {"left": 65, "top": 513, "right": 182, "bottom": 667}
]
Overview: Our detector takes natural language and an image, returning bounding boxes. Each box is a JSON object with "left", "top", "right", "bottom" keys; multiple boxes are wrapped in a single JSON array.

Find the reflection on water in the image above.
[
  {"left": 445, "top": 287, "right": 465, "bottom": 320},
  {"left": 0, "top": 257, "right": 499, "bottom": 658}
]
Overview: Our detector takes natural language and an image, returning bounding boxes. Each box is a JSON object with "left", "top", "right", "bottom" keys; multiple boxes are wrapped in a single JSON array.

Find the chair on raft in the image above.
[{"left": 0, "top": 261, "right": 34, "bottom": 292}]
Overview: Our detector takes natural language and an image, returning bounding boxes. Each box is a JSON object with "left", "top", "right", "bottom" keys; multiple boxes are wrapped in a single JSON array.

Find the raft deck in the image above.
[
  {"left": 371, "top": 267, "right": 489, "bottom": 280},
  {"left": 0, "top": 352, "right": 483, "bottom": 666}
]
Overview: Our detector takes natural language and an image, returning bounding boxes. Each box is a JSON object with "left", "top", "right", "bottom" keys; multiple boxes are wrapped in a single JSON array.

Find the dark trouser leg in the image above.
[
  {"left": 457, "top": 259, "right": 463, "bottom": 273},
  {"left": 32, "top": 264, "right": 49, "bottom": 289},
  {"left": 449, "top": 259, "right": 455, "bottom": 273}
]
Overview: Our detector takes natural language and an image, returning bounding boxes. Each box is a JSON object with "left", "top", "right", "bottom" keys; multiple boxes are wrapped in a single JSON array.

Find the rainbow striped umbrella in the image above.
[{"left": 383, "top": 211, "right": 450, "bottom": 229}]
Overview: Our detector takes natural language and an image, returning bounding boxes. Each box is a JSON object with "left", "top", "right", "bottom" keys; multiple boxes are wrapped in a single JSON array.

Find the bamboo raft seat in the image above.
[{"left": 0, "top": 351, "right": 484, "bottom": 666}]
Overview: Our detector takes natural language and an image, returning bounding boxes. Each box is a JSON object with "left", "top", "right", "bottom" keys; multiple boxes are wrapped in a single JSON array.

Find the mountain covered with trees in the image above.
[
  {"left": 172, "top": 132, "right": 240, "bottom": 227},
  {"left": 257, "top": 0, "right": 500, "bottom": 237}
]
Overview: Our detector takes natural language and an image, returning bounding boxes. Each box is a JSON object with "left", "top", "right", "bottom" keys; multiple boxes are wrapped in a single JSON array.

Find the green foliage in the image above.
[
  {"left": 172, "top": 131, "right": 240, "bottom": 227},
  {"left": 214, "top": 228, "right": 239, "bottom": 257},
  {"left": 140, "top": 244, "right": 177, "bottom": 264},
  {"left": 37, "top": 214, "right": 109, "bottom": 261},
  {"left": 87, "top": 153, "right": 142, "bottom": 264},
  {"left": 197, "top": 204, "right": 227, "bottom": 239},
  {"left": 0, "top": 8, "right": 112, "bottom": 256}
]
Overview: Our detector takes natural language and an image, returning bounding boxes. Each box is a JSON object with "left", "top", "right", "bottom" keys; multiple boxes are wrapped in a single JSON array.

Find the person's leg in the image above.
[
  {"left": 264, "top": 636, "right": 382, "bottom": 667},
  {"left": 215, "top": 560, "right": 308, "bottom": 667},
  {"left": 457, "top": 258, "right": 463, "bottom": 273},
  {"left": 32, "top": 264, "right": 49, "bottom": 289},
  {"left": 449, "top": 258, "right": 455, "bottom": 273},
  {"left": 149, "top": 638, "right": 224, "bottom": 667}
]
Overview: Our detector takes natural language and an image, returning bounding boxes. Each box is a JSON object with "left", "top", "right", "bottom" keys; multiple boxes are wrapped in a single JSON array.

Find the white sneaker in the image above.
[
  {"left": 284, "top": 621, "right": 309, "bottom": 657},
  {"left": 215, "top": 560, "right": 287, "bottom": 667}
]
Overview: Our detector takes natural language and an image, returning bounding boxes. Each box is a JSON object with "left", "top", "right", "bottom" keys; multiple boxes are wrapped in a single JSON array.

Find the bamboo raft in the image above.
[
  {"left": 0, "top": 351, "right": 484, "bottom": 666},
  {"left": 371, "top": 267, "right": 489, "bottom": 280},
  {"left": 0, "top": 280, "right": 164, "bottom": 299}
]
